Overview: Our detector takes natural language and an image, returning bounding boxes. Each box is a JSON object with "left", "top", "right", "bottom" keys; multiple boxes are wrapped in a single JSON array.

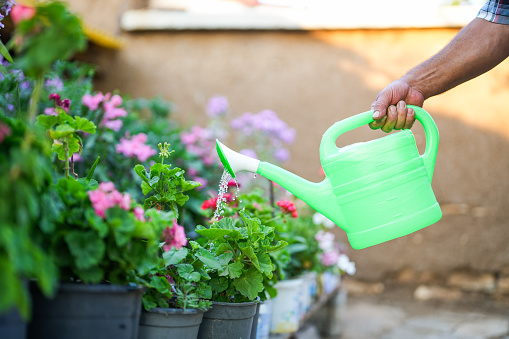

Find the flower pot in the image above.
[
  {"left": 252, "top": 299, "right": 272, "bottom": 339},
  {"left": 138, "top": 307, "right": 204, "bottom": 339},
  {"left": 270, "top": 278, "right": 303, "bottom": 334},
  {"left": 249, "top": 302, "right": 261, "bottom": 339},
  {"left": 0, "top": 308, "right": 26, "bottom": 339},
  {"left": 28, "top": 283, "right": 143, "bottom": 339},
  {"left": 197, "top": 301, "right": 257, "bottom": 339},
  {"left": 320, "top": 272, "right": 340, "bottom": 295}
]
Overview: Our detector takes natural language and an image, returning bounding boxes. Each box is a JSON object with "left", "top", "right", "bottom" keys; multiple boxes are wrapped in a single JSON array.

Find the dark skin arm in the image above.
[{"left": 370, "top": 18, "right": 509, "bottom": 132}]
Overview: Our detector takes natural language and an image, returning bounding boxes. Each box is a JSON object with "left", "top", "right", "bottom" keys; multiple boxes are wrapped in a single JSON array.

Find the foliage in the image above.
[
  {"left": 195, "top": 211, "right": 287, "bottom": 302},
  {"left": 37, "top": 102, "right": 96, "bottom": 178},
  {"left": 39, "top": 177, "right": 164, "bottom": 285},
  {"left": 138, "top": 243, "right": 212, "bottom": 312},
  {"left": 10, "top": 1, "right": 86, "bottom": 79},
  {"left": 135, "top": 142, "right": 201, "bottom": 216},
  {"left": 0, "top": 116, "right": 58, "bottom": 319}
]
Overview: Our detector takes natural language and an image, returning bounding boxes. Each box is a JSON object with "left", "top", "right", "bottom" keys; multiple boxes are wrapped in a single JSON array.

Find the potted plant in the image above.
[
  {"left": 25, "top": 98, "right": 164, "bottom": 339},
  {"left": 133, "top": 141, "right": 212, "bottom": 339},
  {"left": 0, "top": 116, "right": 59, "bottom": 339},
  {"left": 195, "top": 189, "right": 287, "bottom": 339}
]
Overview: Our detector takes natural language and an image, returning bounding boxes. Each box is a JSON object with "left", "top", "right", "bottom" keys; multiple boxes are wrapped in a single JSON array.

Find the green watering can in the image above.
[{"left": 216, "top": 105, "right": 442, "bottom": 249}]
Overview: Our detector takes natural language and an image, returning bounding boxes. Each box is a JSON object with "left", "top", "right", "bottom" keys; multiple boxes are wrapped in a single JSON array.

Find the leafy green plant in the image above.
[
  {"left": 40, "top": 176, "right": 163, "bottom": 285},
  {"left": 0, "top": 116, "right": 58, "bottom": 319},
  {"left": 195, "top": 211, "right": 287, "bottom": 302},
  {"left": 138, "top": 241, "right": 212, "bottom": 311},
  {"left": 37, "top": 105, "right": 96, "bottom": 178},
  {"left": 135, "top": 142, "right": 201, "bottom": 216}
]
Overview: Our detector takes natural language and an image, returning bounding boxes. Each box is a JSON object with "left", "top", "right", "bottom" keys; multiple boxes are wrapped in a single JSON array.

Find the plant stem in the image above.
[
  {"left": 63, "top": 140, "right": 70, "bottom": 179},
  {"left": 28, "top": 75, "right": 43, "bottom": 122}
]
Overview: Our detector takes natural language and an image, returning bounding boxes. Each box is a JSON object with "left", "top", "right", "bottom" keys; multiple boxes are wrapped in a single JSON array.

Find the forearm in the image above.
[{"left": 402, "top": 18, "right": 509, "bottom": 99}]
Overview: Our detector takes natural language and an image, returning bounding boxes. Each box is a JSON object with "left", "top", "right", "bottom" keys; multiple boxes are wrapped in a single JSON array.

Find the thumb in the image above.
[{"left": 371, "top": 92, "right": 393, "bottom": 120}]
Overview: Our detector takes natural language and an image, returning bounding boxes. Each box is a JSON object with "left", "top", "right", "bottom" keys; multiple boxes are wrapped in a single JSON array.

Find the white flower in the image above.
[
  {"left": 312, "top": 212, "right": 336, "bottom": 228},
  {"left": 315, "top": 230, "right": 335, "bottom": 250},
  {"left": 337, "top": 254, "right": 356, "bottom": 275}
]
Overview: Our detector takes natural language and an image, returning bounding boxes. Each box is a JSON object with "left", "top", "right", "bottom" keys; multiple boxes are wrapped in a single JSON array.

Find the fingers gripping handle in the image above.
[{"left": 319, "top": 105, "right": 439, "bottom": 181}]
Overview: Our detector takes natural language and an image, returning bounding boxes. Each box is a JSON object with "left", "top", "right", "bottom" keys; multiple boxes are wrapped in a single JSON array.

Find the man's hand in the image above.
[{"left": 370, "top": 79, "right": 425, "bottom": 133}]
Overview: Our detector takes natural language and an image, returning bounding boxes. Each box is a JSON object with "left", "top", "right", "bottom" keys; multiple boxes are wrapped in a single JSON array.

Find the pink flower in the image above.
[
  {"left": 133, "top": 207, "right": 146, "bottom": 222},
  {"left": 10, "top": 4, "right": 36, "bottom": 25},
  {"left": 82, "top": 92, "right": 104, "bottom": 111},
  {"left": 44, "top": 107, "right": 57, "bottom": 116},
  {"left": 99, "top": 94, "right": 127, "bottom": 131},
  {"left": 0, "top": 122, "right": 12, "bottom": 144},
  {"left": 88, "top": 182, "right": 132, "bottom": 218},
  {"left": 320, "top": 250, "right": 340, "bottom": 267},
  {"left": 103, "top": 119, "right": 123, "bottom": 132},
  {"left": 115, "top": 133, "right": 156, "bottom": 162},
  {"left": 162, "top": 220, "right": 188, "bottom": 251}
]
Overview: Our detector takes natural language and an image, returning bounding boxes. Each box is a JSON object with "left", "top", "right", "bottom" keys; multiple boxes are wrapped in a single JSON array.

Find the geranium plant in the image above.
[
  {"left": 195, "top": 208, "right": 287, "bottom": 302},
  {"left": 134, "top": 142, "right": 213, "bottom": 311}
]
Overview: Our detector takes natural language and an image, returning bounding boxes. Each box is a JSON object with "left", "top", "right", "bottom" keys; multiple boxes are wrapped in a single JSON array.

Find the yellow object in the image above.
[{"left": 82, "top": 24, "right": 125, "bottom": 49}]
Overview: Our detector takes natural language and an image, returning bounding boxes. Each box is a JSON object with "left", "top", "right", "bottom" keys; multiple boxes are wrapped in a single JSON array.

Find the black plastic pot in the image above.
[
  {"left": 28, "top": 283, "right": 143, "bottom": 339},
  {"left": 198, "top": 301, "right": 257, "bottom": 339},
  {"left": 138, "top": 307, "right": 204, "bottom": 339},
  {"left": 0, "top": 308, "right": 26, "bottom": 339}
]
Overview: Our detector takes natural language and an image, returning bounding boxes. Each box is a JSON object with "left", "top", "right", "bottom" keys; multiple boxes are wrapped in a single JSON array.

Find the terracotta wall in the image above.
[{"left": 69, "top": 1, "right": 509, "bottom": 281}]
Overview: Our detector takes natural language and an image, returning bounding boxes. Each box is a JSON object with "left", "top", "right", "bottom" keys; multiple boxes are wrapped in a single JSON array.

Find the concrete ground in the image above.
[{"left": 300, "top": 283, "right": 509, "bottom": 339}]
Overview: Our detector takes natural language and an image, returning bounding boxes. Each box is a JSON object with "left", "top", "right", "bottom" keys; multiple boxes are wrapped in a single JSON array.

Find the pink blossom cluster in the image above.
[
  {"left": 82, "top": 92, "right": 127, "bottom": 132},
  {"left": 115, "top": 133, "right": 156, "bottom": 162},
  {"left": 0, "top": 121, "right": 11, "bottom": 144},
  {"left": 162, "top": 219, "right": 188, "bottom": 251},
  {"left": 180, "top": 126, "right": 216, "bottom": 166},
  {"left": 88, "top": 182, "right": 132, "bottom": 219},
  {"left": 315, "top": 230, "right": 355, "bottom": 275}
]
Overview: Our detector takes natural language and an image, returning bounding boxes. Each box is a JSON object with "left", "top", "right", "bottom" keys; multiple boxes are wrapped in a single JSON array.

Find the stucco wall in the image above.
[{"left": 69, "top": 1, "right": 509, "bottom": 281}]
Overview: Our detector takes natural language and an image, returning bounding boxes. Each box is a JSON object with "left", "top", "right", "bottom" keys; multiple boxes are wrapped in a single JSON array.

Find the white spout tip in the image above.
[{"left": 216, "top": 140, "right": 260, "bottom": 177}]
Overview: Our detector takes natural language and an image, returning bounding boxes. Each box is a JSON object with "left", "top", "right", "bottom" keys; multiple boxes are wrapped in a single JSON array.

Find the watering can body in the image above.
[{"left": 216, "top": 105, "right": 442, "bottom": 249}]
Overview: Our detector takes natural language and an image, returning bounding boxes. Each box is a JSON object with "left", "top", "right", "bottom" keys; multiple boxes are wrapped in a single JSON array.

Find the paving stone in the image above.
[
  {"left": 453, "top": 317, "right": 509, "bottom": 338},
  {"left": 340, "top": 302, "right": 406, "bottom": 338}
]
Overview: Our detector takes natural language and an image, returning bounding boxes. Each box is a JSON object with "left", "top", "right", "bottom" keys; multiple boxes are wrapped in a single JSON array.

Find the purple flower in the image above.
[
  {"left": 46, "top": 77, "right": 63, "bottom": 91},
  {"left": 273, "top": 148, "right": 289, "bottom": 162},
  {"left": 206, "top": 95, "right": 229, "bottom": 118}
]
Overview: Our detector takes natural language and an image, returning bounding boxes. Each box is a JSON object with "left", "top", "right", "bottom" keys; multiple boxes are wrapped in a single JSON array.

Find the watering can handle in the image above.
[{"left": 319, "top": 105, "right": 439, "bottom": 181}]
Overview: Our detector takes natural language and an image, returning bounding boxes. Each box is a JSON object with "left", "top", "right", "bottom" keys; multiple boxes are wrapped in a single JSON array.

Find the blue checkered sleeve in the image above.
[{"left": 478, "top": 0, "right": 509, "bottom": 24}]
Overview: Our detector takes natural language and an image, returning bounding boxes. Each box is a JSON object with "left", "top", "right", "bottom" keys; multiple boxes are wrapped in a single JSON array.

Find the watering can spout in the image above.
[{"left": 216, "top": 139, "right": 344, "bottom": 226}]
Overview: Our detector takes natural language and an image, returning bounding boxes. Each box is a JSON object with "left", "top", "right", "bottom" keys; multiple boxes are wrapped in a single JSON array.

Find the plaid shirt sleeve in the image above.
[{"left": 478, "top": 0, "right": 509, "bottom": 24}]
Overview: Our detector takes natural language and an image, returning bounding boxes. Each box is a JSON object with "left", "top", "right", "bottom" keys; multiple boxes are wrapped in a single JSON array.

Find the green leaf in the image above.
[
  {"left": 181, "top": 180, "right": 202, "bottom": 192},
  {"left": 74, "top": 116, "right": 96, "bottom": 134},
  {"left": 195, "top": 228, "right": 233, "bottom": 241},
  {"left": 219, "top": 261, "right": 243, "bottom": 279},
  {"left": 150, "top": 275, "right": 172, "bottom": 295},
  {"left": 141, "top": 181, "right": 153, "bottom": 196},
  {"left": 65, "top": 230, "right": 105, "bottom": 270},
  {"left": 196, "top": 248, "right": 221, "bottom": 269},
  {"left": 76, "top": 266, "right": 104, "bottom": 283},
  {"left": 0, "top": 40, "right": 13, "bottom": 63},
  {"left": 263, "top": 240, "right": 288, "bottom": 253},
  {"left": 177, "top": 264, "right": 201, "bottom": 282},
  {"left": 162, "top": 247, "right": 188, "bottom": 266},
  {"left": 134, "top": 164, "right": 150, "bottom": 184},
  {"left": 233, "top": 267, "right": 264, "bottom": 300},
  {"left": 256, "top": 250, "right": 274, "bottom": 277},
  {"left": 49, "top": 124, "right": 75, "bottom": 139},
  {"left": 239, "top": 245, "right": 260, "bottom": 272},
  {"left": 36, "top": 114, "right": 59, "bottom": 129},
  {"left": 210, "top": 277, "right": 228, "bottom": 293},
  {"left": 85, "top": 156, "right": 101, "bottom": 181}
]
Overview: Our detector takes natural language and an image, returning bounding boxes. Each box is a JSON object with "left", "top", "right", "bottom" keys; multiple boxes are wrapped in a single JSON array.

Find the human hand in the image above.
[{"left": 370, "top": 79, "right": 425, "bottom": 133}]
